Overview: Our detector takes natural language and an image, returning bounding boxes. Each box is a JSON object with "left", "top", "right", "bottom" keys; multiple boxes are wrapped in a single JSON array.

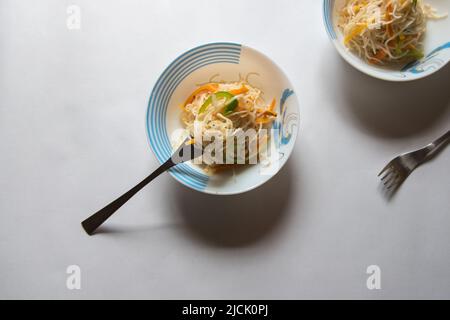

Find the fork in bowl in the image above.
[{"left": 378, "top": 130, "right": 450, "bottom": 193}]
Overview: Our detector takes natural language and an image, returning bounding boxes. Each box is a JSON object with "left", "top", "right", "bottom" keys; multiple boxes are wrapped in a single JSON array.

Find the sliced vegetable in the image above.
[
  {"left": 255, "top": 117, "right": 273, "bottom": 125},
  {"left": 223, "top": 97, "right": 239, "bottom": 115},
  {"left": 385, "top": 3, "right": 393, "bottom": 20},
  {"left": 387, "top": 24, "right": 394, "bottom": 38},
  {"left": 369, "top": 50, "right": 387, "bottom": 64},
  {"left": 255, "top": 99, "right": 277, "bottom": 124},
  {"left": 395, "top": 43, "right": 403, "bottom": 56},
  {"left": 183, "top": 83, "right": 218, "bottom": 109},
  {"left": 344, "top": 23, "right": 367, "bottom": 45},
  {"left": 229, "top": 85, "right": 249, "bottom": 95},
  {"left": 395, "top": 36, "right": 404, "bottom": 55},
  {"left": 199, "top": 91, "right": 238, "bottom": 115},
  {"left": 255, "top": 111, "right": 277, "bottom": 124},
  {"left": 406, "top": 48, "right": 424, "bottom": 60},
  {"left": 268, "top": 98, "right": 276, "bottom": 112}
]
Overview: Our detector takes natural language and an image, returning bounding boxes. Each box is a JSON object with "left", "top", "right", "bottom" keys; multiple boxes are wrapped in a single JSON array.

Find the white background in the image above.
[{"left": 0, "top": 0, "right": 449, "bottom": 299}]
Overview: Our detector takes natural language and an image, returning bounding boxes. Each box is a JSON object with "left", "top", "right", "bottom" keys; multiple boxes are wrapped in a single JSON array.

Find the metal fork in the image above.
[
  {"left": 378, "top": 130, "right": 450, "bottom": 192},
  {"left": 81, "top": 137, "right": 202, "bottom": 235}
]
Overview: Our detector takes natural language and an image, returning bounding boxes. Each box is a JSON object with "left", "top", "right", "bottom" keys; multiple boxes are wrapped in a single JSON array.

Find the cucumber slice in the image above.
[{"left": 199, "top": 91, "right": 238, "bottom": 115}]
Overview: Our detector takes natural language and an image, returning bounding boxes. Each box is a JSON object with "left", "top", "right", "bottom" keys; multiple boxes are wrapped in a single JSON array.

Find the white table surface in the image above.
[{"left": 1, "top": 0, "right": 449, "bottom": 300}]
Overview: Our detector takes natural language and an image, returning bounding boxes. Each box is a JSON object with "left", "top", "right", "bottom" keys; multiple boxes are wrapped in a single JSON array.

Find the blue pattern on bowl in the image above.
[
  {"left": 273, "top": 89, "right": 296, "bottom": 149},
  {"left": 402, "top": 41, "right": 450, "bottom": 73},
  {"left": 323, "top": 0, "right": 337, "bottom": 39}
]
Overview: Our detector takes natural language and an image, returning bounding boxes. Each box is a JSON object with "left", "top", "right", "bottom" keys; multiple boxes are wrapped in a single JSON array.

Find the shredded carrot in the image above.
[
  {"left": 255, "top": 117, "right": 273, "bottom": 125},
  {"left": 256, "top": 109, "right": 277, "bottom": 116},
  {"left": 256, "top": 102, "right": 277, "bottom": 123},
  {"left": 369, "top": 50, "right": 387, "bottom": 64},
  {"left": 388, "top": 38, "right": 396, "bottom": 48},
  {"left": 385, "top": 3, "right": 392, "bottom": 19},
  {"left": 386, "top": 23, "right": 394, "bottom": 38},
  {"left": 229, "top": 85, "right": 249, "bottom": 95},
  {"left": 183, "top": 84, "right": 218, "bottom": 109},
  {"left": 269, "top": 98, "right": 276, "bottom": 112},
  {"left": 385, "top": 3, "right": 394, "bottom": 37}
]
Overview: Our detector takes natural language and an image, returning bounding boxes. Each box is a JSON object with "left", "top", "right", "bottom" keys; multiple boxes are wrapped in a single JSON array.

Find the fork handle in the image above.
[
  {"left": 423, "top": 130, "right": 450, "bottom": 160},
  {"left": 81, "top": 158, "right": 175, "bottom": 235}
]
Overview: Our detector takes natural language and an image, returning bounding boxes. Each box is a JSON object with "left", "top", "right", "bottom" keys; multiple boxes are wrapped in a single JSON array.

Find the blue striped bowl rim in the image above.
[
  {"left": 146, "top": 42, "right": 242, "bottom": 191},
  {"left": 323, "top": 0, "right": 337, "bottom": 40}
]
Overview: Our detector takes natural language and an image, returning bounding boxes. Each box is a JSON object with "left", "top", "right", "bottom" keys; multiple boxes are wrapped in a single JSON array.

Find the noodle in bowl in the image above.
[
  {"left": 323, "top": 0, "right": 450, "bottom": 81},
  {"left": 147, "top": 43, "right": 300, "bottom": 195},
  {"left": 180, "top": 80, "right": 278, "bottom": 174}
]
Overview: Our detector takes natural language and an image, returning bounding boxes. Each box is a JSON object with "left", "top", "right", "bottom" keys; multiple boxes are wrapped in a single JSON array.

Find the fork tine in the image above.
[
  {"left": 386, "top": 174, "right": 401, "bottom": 190},
  {"left": 377, "top": 131, "right": 448, "bottom": 196},
  {"left": 383, "top": 172, "right": 395, "bottom": 186},
  {"left": 378, "top": 162, "right": 392, "bottom": 177},
  {"left": 387, "top": 181, "right": 397, "bottom": 191},
  {"left": 380, "top": 169, "right": 392, "bottom": 181}
]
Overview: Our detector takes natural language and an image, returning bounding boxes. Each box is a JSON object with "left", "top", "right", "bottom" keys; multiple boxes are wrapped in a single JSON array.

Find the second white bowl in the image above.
[{"left": 323, "top": 0, "right": 450, "bottom": 81}]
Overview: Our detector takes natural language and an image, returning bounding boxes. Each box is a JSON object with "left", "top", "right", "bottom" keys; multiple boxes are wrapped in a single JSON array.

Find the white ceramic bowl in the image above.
[
  {"left": 323, "top": 0, "right": 450, "bottom": 81},
  {"left": 146, "top": 43, "right": 300, "bottom": 195}
]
